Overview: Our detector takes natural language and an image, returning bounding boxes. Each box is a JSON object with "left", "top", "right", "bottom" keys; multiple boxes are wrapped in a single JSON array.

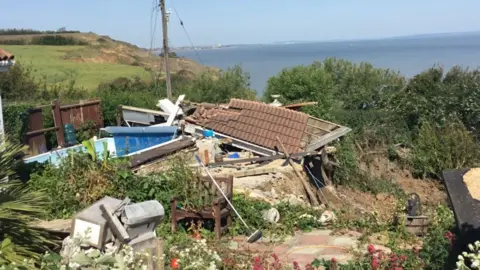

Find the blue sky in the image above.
[{"left": 1, "top": 0, "right": 480, "bottom": 47}]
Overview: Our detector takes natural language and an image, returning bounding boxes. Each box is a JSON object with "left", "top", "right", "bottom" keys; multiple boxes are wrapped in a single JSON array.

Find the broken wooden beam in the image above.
[
  {"left": 276, "top": 136, "right": 320, "bottom": 206},
  {"left": 207, "top": 151, "right": 319, "bottom": 167}
]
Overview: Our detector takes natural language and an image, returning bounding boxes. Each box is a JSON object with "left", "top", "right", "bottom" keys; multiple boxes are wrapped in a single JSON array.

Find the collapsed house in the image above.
[{"left": 184, "top": 98, "right": 351, "bottom": 156}]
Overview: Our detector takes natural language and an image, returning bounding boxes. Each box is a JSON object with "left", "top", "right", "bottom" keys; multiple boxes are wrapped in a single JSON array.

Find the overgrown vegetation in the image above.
[
  {"left": 0, "top": 141, "right": 54, "bottom": 265},
  {"left": 1, "top": 53, "right": 476, "bottom": 268},
  {"left": 0, "top": 28, "right": 80, "bottom": 35},
  {"left": 0, "top": 63, "right": 255, "bottom": 141},
  {"left": 265, "top": 58, "right": 480, "bottom": 188}
]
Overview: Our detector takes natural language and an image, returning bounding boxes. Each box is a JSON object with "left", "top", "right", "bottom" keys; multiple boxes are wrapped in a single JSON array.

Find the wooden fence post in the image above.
[{"left": 52, "top": 99, "right": 65, "bottom": 147}]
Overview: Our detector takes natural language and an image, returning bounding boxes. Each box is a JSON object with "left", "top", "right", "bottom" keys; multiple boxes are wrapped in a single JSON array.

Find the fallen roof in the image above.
[
  {"left": 186, "top": 98, "right": 350, "bottom": 154},
  {"left": 0, "top": 48, "right": 14, "bottom": 61},
  {"left": 0, "top": 48, "right": 15, "bottom": 71}
]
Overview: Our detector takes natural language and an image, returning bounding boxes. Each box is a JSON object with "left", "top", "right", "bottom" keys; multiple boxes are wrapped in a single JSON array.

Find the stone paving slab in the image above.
[{"left": 230, "top": 229, "right": 362, "bottom": 268}]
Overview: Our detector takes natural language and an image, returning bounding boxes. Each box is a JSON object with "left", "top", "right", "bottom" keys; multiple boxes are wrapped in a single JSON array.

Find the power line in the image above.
[{"left": 170, "top": 0, "right": 203, "bottom": 65}]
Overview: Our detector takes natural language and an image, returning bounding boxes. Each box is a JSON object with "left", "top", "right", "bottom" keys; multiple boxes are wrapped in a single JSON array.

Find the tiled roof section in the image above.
[
  {"left": 0, "top": 48, "right": 14, "bottom": 60},
  {"left": 190, "top": 99, "right": 310, "bottom": 153}
]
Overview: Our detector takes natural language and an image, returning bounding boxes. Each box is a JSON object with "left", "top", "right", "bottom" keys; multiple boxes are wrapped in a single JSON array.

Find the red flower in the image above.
[
  {"left": 371, "top": 258, "right": 380, "bottom": 269},
  {"left": 271, "top": 253, "right": 279, "bottom": 262},
  {"left": 292, "top": 261, "right": 301, "bottom": 270},
  {"left": 171, "top": 258, "right": 180, "bottom": 269},
  {"left": 368, "top": 244, "right": 376, "bottom": 254}
]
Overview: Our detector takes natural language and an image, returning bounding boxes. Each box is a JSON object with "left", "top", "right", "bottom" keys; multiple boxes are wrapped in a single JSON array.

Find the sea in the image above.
[{"left": 176, "top": 33, "right": 480, "bottom": 95}]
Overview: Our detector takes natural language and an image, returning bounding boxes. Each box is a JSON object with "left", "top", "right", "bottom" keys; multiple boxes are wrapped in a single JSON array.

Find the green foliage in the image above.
[
  {"left": 388, "top": 66, "right": 480, "bottom": 135},
  {"left": 183, "top": 65, "right": 257, "bottom": 103},
  {"left": 419, "top": 205, "right": 455, "bottom": 269},
  {"left": 3, "top": 103, "right": 32, "bottom": 145},
  {"left": 0, "top": 141, "right": 54, "bottom": 264},
  {"left": 0, "top": 64, "right": 40, "bottom": 100},
  {"left": 30, "top": 35, "right": 88, "bottom": 46},
  {"left": 411, "top": 120, "right": 480, "bottom": 178},
  {"left": 0, "top": 28, "right": 80, "bottom": 35}
]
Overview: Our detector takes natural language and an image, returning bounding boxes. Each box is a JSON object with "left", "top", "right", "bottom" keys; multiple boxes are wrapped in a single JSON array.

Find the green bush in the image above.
[
  {"left": 411, "top": 120, "right": 480, "bottom": 178},
  {"left": 30, "top": 35, "right": 88, "bottom": 46},
  {"left": 3, "top": 103, "right": 32, "bottom": 145},
  {"left": 0, "top": 64, "right": 40, "bottom": 101},
  {"left": 183, "top": 65, "right": 257, "bottom": 103}
]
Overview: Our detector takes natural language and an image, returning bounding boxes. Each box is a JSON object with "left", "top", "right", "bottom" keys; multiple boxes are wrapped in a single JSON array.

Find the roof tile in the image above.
[{"left": 187, "top": 99, "right": 325, "bottom": 152}]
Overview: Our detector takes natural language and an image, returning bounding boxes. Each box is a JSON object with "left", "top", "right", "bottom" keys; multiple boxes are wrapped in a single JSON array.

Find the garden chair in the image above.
[{"left": 170, "top": 175, "right": 233, "bottom": 239}]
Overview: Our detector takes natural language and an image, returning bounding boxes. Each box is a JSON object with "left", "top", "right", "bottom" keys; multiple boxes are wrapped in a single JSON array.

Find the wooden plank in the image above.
[
  {"left": 276, "top": 136, "right": 320, "bottom": 206},
  {"left": 52, "top": 99, "right": 65, "bottom": 147},
  {"left": 207, "top": 151, "right": 319, "bottom": 167},
  {"left": 27, "top": 108, "right": 47, "bottom": 154},
  {"left": 26, "top": 126, "right": 59, "bottom": 136},
  {"left": 213, "top": 167, "right": 280, "bottom": 178},
  {"left": 59, "top": 100, "right": 100, "bottom": 110},
  {"left": 305, "top": 126, "right": 352, "bottom": 152}
]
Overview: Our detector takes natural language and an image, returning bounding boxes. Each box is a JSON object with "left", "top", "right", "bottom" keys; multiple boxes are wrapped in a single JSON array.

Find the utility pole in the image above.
[{"left": 160, "top": 0, "right": 173, "bottom": 101}]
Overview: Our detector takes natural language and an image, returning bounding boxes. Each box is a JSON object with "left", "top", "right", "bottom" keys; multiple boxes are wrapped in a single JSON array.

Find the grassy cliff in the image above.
[{"left": 1, "top": 32, "right": 208, "bottom": 90}]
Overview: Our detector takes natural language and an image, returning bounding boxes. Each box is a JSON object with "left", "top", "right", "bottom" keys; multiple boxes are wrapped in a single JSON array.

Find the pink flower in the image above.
[
  {"left": 292, "top": 261, "right": 301, "bottom": 270},
  {"left": 368, "top": 244, "right": 376, "bottom": 254},
  {"left": 371, "top": 258, "right": 380, "bottom": 269}
]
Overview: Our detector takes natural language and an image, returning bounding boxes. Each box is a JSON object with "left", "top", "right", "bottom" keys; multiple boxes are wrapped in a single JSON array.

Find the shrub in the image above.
[
  {"left": 30, "top": 35, "right": 88, "bottom": 45},
  {"left": 411, "top": 120, "right": 480, "bottom": 178},
  {"left": 183, "top": 65, "right": 257, "bottom": 103},
  {"left": 3, "top": 103, "right": 32, "bottom": 145},
  {"left": 0, "top": 64, "right": 40, "bottom": 101},
  {"left": 0, "top": 141, "right": 54, "bottom": 264}
]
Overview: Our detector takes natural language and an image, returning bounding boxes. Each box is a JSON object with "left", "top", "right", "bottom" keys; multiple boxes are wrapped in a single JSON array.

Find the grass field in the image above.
[{"left": 3, "top": 45, "right": 152, "bottom": 90}]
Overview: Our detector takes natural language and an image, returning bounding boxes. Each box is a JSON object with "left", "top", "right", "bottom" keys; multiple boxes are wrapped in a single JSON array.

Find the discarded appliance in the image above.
[{"left": 71, "top": 196, "right": 165, "bottom": 250}]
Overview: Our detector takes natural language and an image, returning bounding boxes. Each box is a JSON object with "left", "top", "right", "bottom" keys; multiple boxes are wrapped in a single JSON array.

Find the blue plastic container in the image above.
[
  {"left": 203, "top": 129, "right": 214, "bottom": 138},
  {"left": 103, "top": 126, "right": 178, "bottom": 156}
]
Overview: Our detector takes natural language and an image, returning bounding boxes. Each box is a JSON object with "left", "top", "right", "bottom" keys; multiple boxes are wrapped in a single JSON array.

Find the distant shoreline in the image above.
[{"left": 171, "top": 30, "right": 480, "bottom": 51}]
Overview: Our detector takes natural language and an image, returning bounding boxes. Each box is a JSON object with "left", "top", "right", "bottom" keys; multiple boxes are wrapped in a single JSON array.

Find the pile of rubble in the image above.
[{"left": 122, "top": 96, "right": 351, "bottom": 208}]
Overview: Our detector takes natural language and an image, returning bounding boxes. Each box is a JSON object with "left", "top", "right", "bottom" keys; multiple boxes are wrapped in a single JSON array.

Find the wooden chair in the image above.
[{"left": 170, "top": 175, "right": 233, "bottom": 239}]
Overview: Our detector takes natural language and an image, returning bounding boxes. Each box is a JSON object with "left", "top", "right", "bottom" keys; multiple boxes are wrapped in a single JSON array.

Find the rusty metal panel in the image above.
[{"left": 27, "top": 108, "right": 47, "bottom": 155}]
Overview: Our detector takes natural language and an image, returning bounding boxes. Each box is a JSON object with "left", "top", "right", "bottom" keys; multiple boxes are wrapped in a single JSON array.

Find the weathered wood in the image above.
[
  {"left": 305, "top": 126, "right": 352, "bottom": 151},
  {"left": 25, "top": 126, "right": 58, "bottom": 136},
  {"left": 405, "top": 216, "right": 429, "bottom": 236},
  {"left": 212, "top": 167, "right": 280, "bottom": 178},
  {"left": 276, "top": 136, "right": 320, "bottom": 206},
  {"left": 207, "top": 151, "right": 319, "bottom": 167},
  {"left": 52, "top": 99, "right": 65, "bottom": 147}
]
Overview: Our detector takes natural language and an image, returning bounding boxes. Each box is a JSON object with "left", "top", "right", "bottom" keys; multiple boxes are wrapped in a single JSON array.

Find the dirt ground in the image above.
[{"left": 229, "top": 153, "right": 447, "bottom": 224}]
